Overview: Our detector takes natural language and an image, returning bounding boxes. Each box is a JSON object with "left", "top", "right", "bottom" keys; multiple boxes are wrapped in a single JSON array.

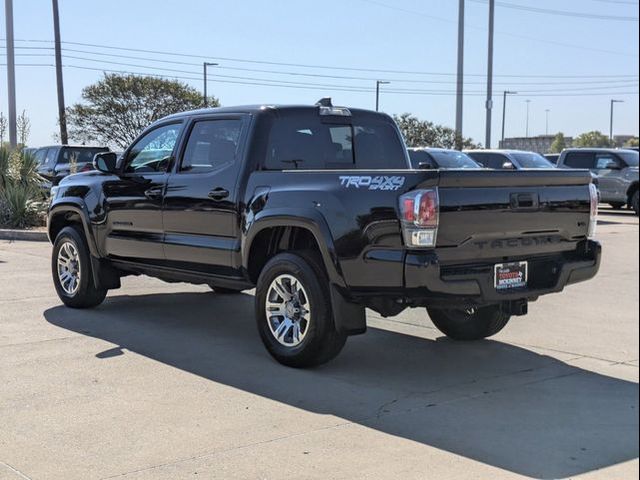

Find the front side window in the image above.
[
  {"left": 595, "top": 153, "right": 619, "bottom": 170},
  {"left": 44, "top": 148, "right": 58, "bottom": 167},
  {"left": 617, "top": 150, "right": 639, "bottom": 167},
  {"left": 34, "top": 148, "right": 48, "bottom": 165},
  {"left": 429, "top": 150, "right": 480, "bottom": 169},
  {"left": 511, "top": 152, "right": 555, "bottom": 169},
  {"left": 124, "top": 123, "right": 182, "bottom": 174},
  {"left": 180, "top": 119, "right": 242, "bottom": 173}
]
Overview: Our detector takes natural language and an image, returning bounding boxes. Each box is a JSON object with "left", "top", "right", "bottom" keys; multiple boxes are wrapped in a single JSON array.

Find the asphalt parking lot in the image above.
[{"left": 0, "top": 207, "right": 638, "bottom": 480}]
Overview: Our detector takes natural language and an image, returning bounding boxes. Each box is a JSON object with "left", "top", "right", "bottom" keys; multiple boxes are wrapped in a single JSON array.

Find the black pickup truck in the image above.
[{"left": 48, "top": 100, "right": 601, "bottom": 367}]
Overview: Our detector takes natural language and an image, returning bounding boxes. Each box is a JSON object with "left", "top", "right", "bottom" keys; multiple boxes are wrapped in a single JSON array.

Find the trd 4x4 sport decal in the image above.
[{"left": 339, "top": 175, "right": 406, "bottom": 191}]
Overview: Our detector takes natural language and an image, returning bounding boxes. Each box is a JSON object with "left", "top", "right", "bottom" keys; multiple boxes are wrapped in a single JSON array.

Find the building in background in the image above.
[
  {"left": 613, "top": 135, "right": 636, "bottom": 148},
  {"left": 499, "top": 135, "right": 574, "bottom": 154}
]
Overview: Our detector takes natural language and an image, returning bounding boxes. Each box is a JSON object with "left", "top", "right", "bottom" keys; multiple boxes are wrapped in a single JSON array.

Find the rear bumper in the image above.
[{"left": 404, "top": 240, "right": 601, "bottom": 305}]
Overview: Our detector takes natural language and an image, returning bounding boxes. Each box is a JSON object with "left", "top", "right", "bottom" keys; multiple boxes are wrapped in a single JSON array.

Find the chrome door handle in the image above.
[{"left": 208, "top": 188, "right": 229, "bottom": 200}]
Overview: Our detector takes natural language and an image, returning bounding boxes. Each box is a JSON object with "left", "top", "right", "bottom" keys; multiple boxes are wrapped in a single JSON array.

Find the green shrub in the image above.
[{"left": 0, "top": 146, "right": 47, "bottom": 229}]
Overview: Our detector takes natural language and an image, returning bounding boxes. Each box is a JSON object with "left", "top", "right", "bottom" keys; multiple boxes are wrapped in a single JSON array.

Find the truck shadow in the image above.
[{"left": 44, "top": 291, "right": 638, "bottom": 479}]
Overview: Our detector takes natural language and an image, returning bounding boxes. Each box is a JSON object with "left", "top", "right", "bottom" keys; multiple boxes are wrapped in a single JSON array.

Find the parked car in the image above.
[
  {"left": 557, "top": 148, "right": 639, "bottom": 215},
  {"left": 48, "top": 101, "right": 601, "bottom": 367},
  {"left": 465, "top": 149, "right": 556, "bottom": 170},
  {"left": 35, "top": 145, "right": 110, "bottom": 187},
  {"left": 407, "top": 147, "right": 482, "bottom": 169},
  {"left": 544, "top": 153, "right": 560, "bottom": 165}
]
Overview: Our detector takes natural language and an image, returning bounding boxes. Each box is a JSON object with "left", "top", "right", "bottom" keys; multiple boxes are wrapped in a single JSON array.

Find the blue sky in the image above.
[{"left": 1, "top": 0, "right": 638, "bottom": 147}]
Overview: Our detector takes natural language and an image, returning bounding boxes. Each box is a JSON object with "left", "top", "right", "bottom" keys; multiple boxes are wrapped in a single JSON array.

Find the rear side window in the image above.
[
  {"left": 180, "top": 119, "right": 242, "bottom": 173},
  {"left": 264, "top": 113, "right": 406, "bottom": 170},
  {"left": 564, "top": 152, "right": 595, "bottom": 169}
]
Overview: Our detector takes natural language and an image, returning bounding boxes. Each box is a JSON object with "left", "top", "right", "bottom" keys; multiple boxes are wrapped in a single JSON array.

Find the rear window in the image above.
[
  {"left": 429, "top": 150, "right": 480, "bottom": 169},
  {"left": 59, "top": 147, "right": 108, "bottom": 164},
  {"left": 264, "top": 113, "right": 407, "bottom": 170},
  {"left": 564, "top": 152, "right": 595, "bottom": 169}
]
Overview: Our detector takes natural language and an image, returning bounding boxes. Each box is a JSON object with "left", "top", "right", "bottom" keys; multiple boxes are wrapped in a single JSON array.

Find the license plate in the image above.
[{"left": 494, "top": 261, "right": 528, "bottom": 290}]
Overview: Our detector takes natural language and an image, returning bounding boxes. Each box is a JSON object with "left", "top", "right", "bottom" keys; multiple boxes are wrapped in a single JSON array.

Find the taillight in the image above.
[
  {"left": 588, "top": 182, "right": 598, "bottom": 238},
  {"left": 399, "top": 188, "right": 439, "bottom": 248}
]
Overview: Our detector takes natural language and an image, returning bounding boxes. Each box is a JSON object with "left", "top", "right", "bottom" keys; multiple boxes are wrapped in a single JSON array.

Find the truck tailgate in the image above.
[{"left": 428, "top": 170, "right": 593, "bottom": 263}]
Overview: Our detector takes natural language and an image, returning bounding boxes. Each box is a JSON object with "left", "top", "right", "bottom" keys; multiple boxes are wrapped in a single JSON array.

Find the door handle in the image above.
[
  {"left": 144, "top": 186, "right": 164, "bottom": 199},
  {"left": 208, "top": 187, "right": 229, "bottom": 200}
]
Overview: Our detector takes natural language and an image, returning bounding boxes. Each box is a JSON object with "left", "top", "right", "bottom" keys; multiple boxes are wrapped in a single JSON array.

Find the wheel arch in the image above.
[
  {"left": 48, "top": 202, "right": 99, "bottom": 257},
  {"left": 626, "top": 181, "right": 639, "bottom": 202}
]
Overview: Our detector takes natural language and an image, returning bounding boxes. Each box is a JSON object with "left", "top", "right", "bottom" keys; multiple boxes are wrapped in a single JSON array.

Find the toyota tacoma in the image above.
[{"left": 48, "top": 100, "right": 601, "bottom": 367}]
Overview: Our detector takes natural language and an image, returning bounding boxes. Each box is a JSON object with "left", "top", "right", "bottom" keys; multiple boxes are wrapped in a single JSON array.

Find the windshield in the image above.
[
  {"left": 618, "top": 150, "right": 639, "bottom": 167},
  {"left": 511, "top": 152, "right": 555, "bottom": 169},
  {"left": 429, "top": 150, "right": 481, "bottom": 169}
]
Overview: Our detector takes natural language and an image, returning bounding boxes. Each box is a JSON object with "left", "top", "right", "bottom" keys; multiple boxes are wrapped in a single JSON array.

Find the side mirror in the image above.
[
  {"left": 502, "top": 161, "right": 515, "bottom": 170},
  {"left": 93, "top": 152, "right": 118, "bottom": 174},
  {"left": 604, "top": 160, "right": 621, "bottom": 170},
  {"left": 417, "top": 162, "right": 434, "bottom": 169}
]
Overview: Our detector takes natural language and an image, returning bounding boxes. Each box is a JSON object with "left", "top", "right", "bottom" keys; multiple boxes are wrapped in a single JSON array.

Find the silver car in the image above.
[{"left": 557, "top": 148, "right": 639, "bottom": 215}]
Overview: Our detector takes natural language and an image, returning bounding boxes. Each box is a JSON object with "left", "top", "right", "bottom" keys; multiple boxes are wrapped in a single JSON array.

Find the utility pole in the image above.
[
  {"left": 525, "top": 99, "right": 531, "bottom": 137},
  {"left": 375, "top": 80, "right": 390, "bottom": 112},
  {"left": 52, "top": 0, "right": 68, "bottom": 144},
  {"left": 501, "top": 90, "right": 517, "bottom": 146},
  {"left": 610, "top": 99, "right": 623, "bottom": 142},
  {"left": 484, "top": 0, "right": 495, "bottom": 148},
  {"left": 545, "top": 109, "right": 550, "bottom": 136},
  {"left": 203, "top": 62, "right": 218, "bottom": 107},
  {"left": 4, "top": 0, "right": 17, "bottom": 147},
  {"left": 455, "top": 0, "right": 464, "bottom": 150}
]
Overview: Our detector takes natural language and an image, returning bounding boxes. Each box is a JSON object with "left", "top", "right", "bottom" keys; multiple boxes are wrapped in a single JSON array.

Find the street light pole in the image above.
[
  {"left": 484, "top": 0, "right": 495, "bottom": 148},
  {"left": 501, "top": 90, "right": 517, "bottom": 146},
  {"left": 455, "top": 0, "right": 465, "bottom": 150},
  {"left": 610, "top": 99, "right": 623, "bottom": 142},
  {"left": 375, "top": 80, "right": 390, "bottom": 112},
  {"left": 525, "top": 99, "right": 531, "bottom": 137},
  {"left": 4, "top": 0, "right": 17, "bottom": 147},
  {"left": 203, "top": 62, "right": 218, "bottom": 107},
  {"left": 545, "top": 109, "right": 550, "bottom": 136}
]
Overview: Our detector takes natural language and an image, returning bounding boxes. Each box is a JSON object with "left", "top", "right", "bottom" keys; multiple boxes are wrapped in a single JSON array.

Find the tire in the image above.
[
  {"left": 209, "top": 285, "right": 244, "bottom": 294},
  {"left": 255, "top": 251, "right": 347, "bottom": 368},
  {"left": 632, "top": 190, "right": 639, "bottom": 216},
  {"left": 52, "top": 226, "right": 107, "bottom": 309},
  {"left": 427, "top": 305, "right": 511, "bottom": 341},
  {"left": 609, "top": 202, "right": 625, "bottom": 210}
]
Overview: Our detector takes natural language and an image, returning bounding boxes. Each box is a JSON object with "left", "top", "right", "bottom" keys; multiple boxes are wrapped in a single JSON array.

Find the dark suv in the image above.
[{"left": 35, "top": 145, "right": 110, "bottom": 187}]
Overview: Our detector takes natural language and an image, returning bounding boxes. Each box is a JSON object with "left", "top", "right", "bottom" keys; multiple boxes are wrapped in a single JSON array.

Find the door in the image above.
[
  {"left": 594, "top": 152, "right": 626, "bottom": 202},
  {"left": 102, "top": 122, "right": 183, "bottom": 263},
  {"left": 162, "top": 116, "right": 247, "bottom": 275}
]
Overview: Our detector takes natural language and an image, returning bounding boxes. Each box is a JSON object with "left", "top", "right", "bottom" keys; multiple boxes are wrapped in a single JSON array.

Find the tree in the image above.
[
  {"left": 392, "top": 113, "right": 481, "bottom": 149},
  {"left": 549, "top": 132, "right": 567, "bottom": 153},
  {"left": 624, "top": 137, "right": 639, "bottom": 148},
  {"left": 16, "top": 110, "right": 31, "bottom": 147},
  {"left": 66, "top": 74, "right": 218, "bottom": 149},
  {"left": 573, "top": 130, "right": 614, "bottom": 148}
]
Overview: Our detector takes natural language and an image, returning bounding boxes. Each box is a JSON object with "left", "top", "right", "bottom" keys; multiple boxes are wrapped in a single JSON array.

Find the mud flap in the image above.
[{"left": 330, "top": 284, "right": 366, "bottom": 335}]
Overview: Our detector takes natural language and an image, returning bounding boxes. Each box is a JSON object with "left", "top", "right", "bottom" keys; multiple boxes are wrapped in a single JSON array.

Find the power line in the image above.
[
  {"left": 11, "top": 48, "right": 639, "bottom": 86},
  {"left": 470, "top": 0, "right": 639, "bottom": 21},
  {"left": 3, "top": 38, "right": 638, "bottom": 80},
  {"left": 3, "top": 62, "right": 638, "bottom": 98},
  {"left": 358, "top": 0, "right": 638, "bottom": 57}
]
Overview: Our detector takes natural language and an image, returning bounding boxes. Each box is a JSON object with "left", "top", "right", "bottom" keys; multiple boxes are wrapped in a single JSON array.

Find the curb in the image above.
[{"left": 0, "top": 229, "right": 49, "bottom": 242}]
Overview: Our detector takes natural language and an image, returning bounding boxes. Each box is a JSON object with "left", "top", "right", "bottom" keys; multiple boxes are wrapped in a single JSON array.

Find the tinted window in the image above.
[
  {"left": 180, "top": 119, "right": 242, "bottom": 173},
  {"left": 429, "top": 150, "right": 480, "bottom": 169},
  {"left": 511, "top": 152, "right": 555, "bottom": 169},
  {"left": 59, "top": 148, "right": 107, "bottom": 165},
  {"left": 125, "top": 123, "right": 182, "bottom": 173},
  {"left": 468, "top": 152, "right": 508, "bottom": 169},
  {"left": 564, "top": 152, "right": 595, "bottom": 169},
  {"left": 264, "top": 113, "right": 406, "bottom": 170},
  {"left": 43, "top": 148, "right": 58, "bottom": 167}
]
